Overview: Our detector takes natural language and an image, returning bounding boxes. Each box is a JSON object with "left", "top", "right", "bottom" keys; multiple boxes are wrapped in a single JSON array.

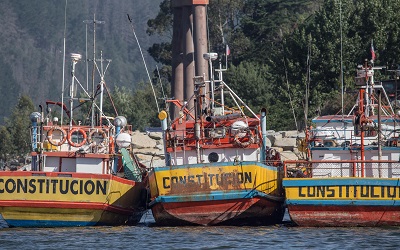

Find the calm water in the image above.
[{"left": 1, "top": 211, "right": 399, "bottom": 249}]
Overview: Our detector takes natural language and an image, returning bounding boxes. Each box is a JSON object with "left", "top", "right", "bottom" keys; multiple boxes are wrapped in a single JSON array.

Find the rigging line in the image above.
[
  {"left": 280, "top": 30, "right": 299, "bottom": 131},
  {"left": 103, "top": 82, "right": 118, "bottom": 116},
  {"left": 156, "top": 65, "right": 166, "bottom": 99},
  {"left": 127, "top": 14, "right": 159, "bottom": 113},
  {"left": 319, "top": 92, "right": 358, "bottom": 127},
  {"left": 61, "top": 0, "right": 68, "bottom": 126}
]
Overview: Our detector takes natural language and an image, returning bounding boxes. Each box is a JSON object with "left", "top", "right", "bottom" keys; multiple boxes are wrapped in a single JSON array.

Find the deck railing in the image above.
[{"left": 284, "top": 159, "right": 400, "bottom": 178}]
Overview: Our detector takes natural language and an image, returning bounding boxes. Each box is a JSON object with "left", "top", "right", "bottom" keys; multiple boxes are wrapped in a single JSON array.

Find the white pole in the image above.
[{"left": 61, "top": 0, "right": 68, "bottom": 126}]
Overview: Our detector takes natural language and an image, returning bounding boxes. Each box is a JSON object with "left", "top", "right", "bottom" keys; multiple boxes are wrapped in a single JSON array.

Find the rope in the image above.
[
  {"left": 127, "top": 14, "right": 159, "bottom": 113},
  {"left": 203, "top": 95, "right": 236, "bottom": 112},
  {"left": 319, "top": 92, "right": 358, "bottom": 128}
]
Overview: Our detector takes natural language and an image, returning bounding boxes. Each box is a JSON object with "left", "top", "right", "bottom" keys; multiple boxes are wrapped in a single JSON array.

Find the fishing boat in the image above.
[
  {"left": 283, "top": 59, "right": 400, "bottom": 226},
  {"left": 148, "top": 56, "right": 285, "bottom": 226},
  {"left": 0, "top": 28, "right": 148, "bottom": 227}
]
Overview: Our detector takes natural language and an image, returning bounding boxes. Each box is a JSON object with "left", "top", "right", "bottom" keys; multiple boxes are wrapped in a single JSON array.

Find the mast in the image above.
[
  {"left": 378, "top": 88, "right": 382, "bottom": 177},
  {"left": 69, "top": 53, "right": 82, "bottom": 127},
  {"left": 61, "top": 0, "right": 68, "bottom": 126},
  {"left": 340, "top": 0, "right": 344, "bottom": 122},
  {"left": 97, "top": 51, "right": 112, "bottom": 125},
  {"left": 89, "top": 14, "right": 104, "bottom": 127}
]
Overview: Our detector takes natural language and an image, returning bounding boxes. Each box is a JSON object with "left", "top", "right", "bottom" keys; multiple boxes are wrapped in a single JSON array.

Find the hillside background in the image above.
[
  {"left": 2, "top": 0, "right": 400, "bottom": 131},
  {"left": 0, "top": 0, "right": 163, "bottom": 123}
]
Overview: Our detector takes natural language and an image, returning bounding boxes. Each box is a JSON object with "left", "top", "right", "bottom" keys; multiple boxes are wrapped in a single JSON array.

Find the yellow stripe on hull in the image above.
[
  {"left": 0, "top": 175, "right": 141, "bottom": 205},
  {"left": 149, "top": 163, "right": 282, "bottom": 198},
  {"left": 0, "top": 173, "right": 147, "bottom": 227}
]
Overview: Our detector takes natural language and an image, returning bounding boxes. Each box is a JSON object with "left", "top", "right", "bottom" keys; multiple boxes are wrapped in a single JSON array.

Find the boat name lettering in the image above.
[
  {"left": 0, "top": 178, "right": 108, "bottom": 195},
  {"left": 162, "top": 172, "right": 252, "bottom": 189},
  {"left": 298, "top": 185, "right": 400, "bottom": 198}
]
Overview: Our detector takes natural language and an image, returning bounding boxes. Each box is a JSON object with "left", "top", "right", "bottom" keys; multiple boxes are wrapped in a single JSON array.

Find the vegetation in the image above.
[
  {"left": 3, "top": 0, "right": 400, "bottom": 161},
  {"left": 0, "top": 95, "right": 34, "bottom": 162},
  {"left": 147, "top": 0, "right": 400, "bottom": 131},
  {"left": 0, "top": 0, "right": 163, "bottom": 123}
]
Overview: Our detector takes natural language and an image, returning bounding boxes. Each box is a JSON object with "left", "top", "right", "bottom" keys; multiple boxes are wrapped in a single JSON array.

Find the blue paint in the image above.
[
  {"left": 149, "top": 189, "right": 263, "bottom": 206},
  {"left": 285, "top": 199, "right": 398, "bottom": 206},
  {"left": 152, "top": 161, "right": 279, "bottom": 172},
  {"left": 312, "top": 117, "right": 398, "bottom": 124},
  {"left": 283, "top": 178, "right": 400, "bottom": 187},
  {"left": 31, "top": 121, "right": 38, "bottom": 151},
  {"left": 311, "top": 146, "right": 398, "bottom": 150},
  {"left": 5, "top": 219, "right": 97, "bottom": 228}
]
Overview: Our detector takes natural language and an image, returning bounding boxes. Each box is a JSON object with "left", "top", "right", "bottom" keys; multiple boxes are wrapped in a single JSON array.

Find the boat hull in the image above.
[
  {"left": 0, "top": 171, "right": 147, "bottom": 227},
  {"left": 284, "top": 178, "right": 400, "bottom": 226},
  {"left": 286, "top": 205, "right": 400, "bottom": 227},
  {"left": 149, "top": 162, "right": 284, "bottom": 226},
  {"left": 151, "top": 196, "right": 284, "bottom": 226}
]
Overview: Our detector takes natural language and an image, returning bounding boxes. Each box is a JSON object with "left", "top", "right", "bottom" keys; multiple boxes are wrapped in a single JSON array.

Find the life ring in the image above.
[
  {"left": 67, "top": 128, "right": 87, "bottom": 147},
  {"left": 87, "top": 129, "right": 107, "bottom": 146},
  {"left": 47, "top": 126, "right": 67, "bottom": 146},
  {"left": 266, "top": 148, "right": 281, "bottom": 166},
  {"left": 234, "top": 129, "right": 255, "bottom": 148}
]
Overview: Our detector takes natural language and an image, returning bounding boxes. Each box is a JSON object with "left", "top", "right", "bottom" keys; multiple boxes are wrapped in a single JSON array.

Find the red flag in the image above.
[{"left": 371, "top": 42, "right": 376, "bottom": 61}]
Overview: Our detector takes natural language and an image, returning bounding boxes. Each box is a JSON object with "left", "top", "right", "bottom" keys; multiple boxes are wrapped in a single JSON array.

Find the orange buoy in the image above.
[
  {"left": 47, "top": 127, "right": 67, "bottom": 146},
  {"left": 67, "top": 128, "right": 87, "bottom": 147}
]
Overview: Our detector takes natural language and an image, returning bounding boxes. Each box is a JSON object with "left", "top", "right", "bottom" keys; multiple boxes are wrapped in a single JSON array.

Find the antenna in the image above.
[
  {"left": 84, "top": 14, "right": 104, "bottom": 127},
  {"left": 96, "top": 51, "right": 112, "bottom": 123}
]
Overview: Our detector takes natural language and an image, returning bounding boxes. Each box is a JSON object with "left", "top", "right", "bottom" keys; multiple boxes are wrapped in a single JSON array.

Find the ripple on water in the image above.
[{"left": 1, "top": 212, "right": 400, "bottom": 249}]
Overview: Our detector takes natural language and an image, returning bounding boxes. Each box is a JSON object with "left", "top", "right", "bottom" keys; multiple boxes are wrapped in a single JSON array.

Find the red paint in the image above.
[
  {"left": 151, "top": 198, "right": 284, "bottom": 226},
  {"left": 0, "top": 171, "right": 138, "bottom": 185},
  {"left": 287, "top": 205, "right": 400, "bottom": 227},
  {"left": 0, "top": 200, "right": 136, "bottom": 215}
]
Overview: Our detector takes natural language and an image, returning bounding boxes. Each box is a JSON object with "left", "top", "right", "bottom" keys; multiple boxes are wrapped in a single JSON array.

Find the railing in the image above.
[
  {"left": 284, "top": 159, "right": 400, "bottom": 178},
  {"left": 30, "top": 125, "right": 114, "bottom": 154},
  {"left": 310, "top": 126, "right": 400, "bottom": 147},
  {"left": 167, "top": 125, "right": 260, "bottom": 148}
]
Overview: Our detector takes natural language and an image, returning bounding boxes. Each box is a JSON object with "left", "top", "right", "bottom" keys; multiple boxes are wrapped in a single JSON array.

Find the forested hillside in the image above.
[
  {"left": 0, "top": 0, "right": 163, "bottom": 123},
  {"left": 148, "top": 0, "right": 400, "bottom": 131},
  {"left": 3, "top": 0, "right": 400, "bottom": 162}
]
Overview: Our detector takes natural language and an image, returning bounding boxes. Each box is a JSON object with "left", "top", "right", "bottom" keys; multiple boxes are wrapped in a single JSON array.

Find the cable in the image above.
[{"left": 127, "top": 14, "right": 160, "bottom": 113}]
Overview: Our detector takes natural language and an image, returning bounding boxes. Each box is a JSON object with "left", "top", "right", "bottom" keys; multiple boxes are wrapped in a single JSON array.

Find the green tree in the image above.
[
  {"left": 224, "top": 61, "right": 273, "bottom": 110},
  {"left": 275, "top": 0, "right": 400, "bottom": 128},
  {"left": 0, "top": 126, "right": 12, "bottom": 161},
  {"left": 147, "top": 0, "right": 400, "bottom": 131},
  {"left": 2, "top": 95, "right": 35, "bottom": 160},
  {"left": 103, "top": 84, "right": 161, "bottom": 131}
]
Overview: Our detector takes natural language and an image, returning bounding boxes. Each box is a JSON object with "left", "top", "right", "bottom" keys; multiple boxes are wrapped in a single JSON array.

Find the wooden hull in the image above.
[
  {"left": 151, "top": 196, "right": 284, "bottom": 226},
  {"left": 286, "top": 205, "right": 400, "bottom": 227},
  {"left": 283, "top": 178, "right": 400, "bottom": 227},
  {"left": 0, "top": 171, "right": 147, "bottom": 227},
  {"left": 149, "top": 162, "right": 285, "bottom": 226}
]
